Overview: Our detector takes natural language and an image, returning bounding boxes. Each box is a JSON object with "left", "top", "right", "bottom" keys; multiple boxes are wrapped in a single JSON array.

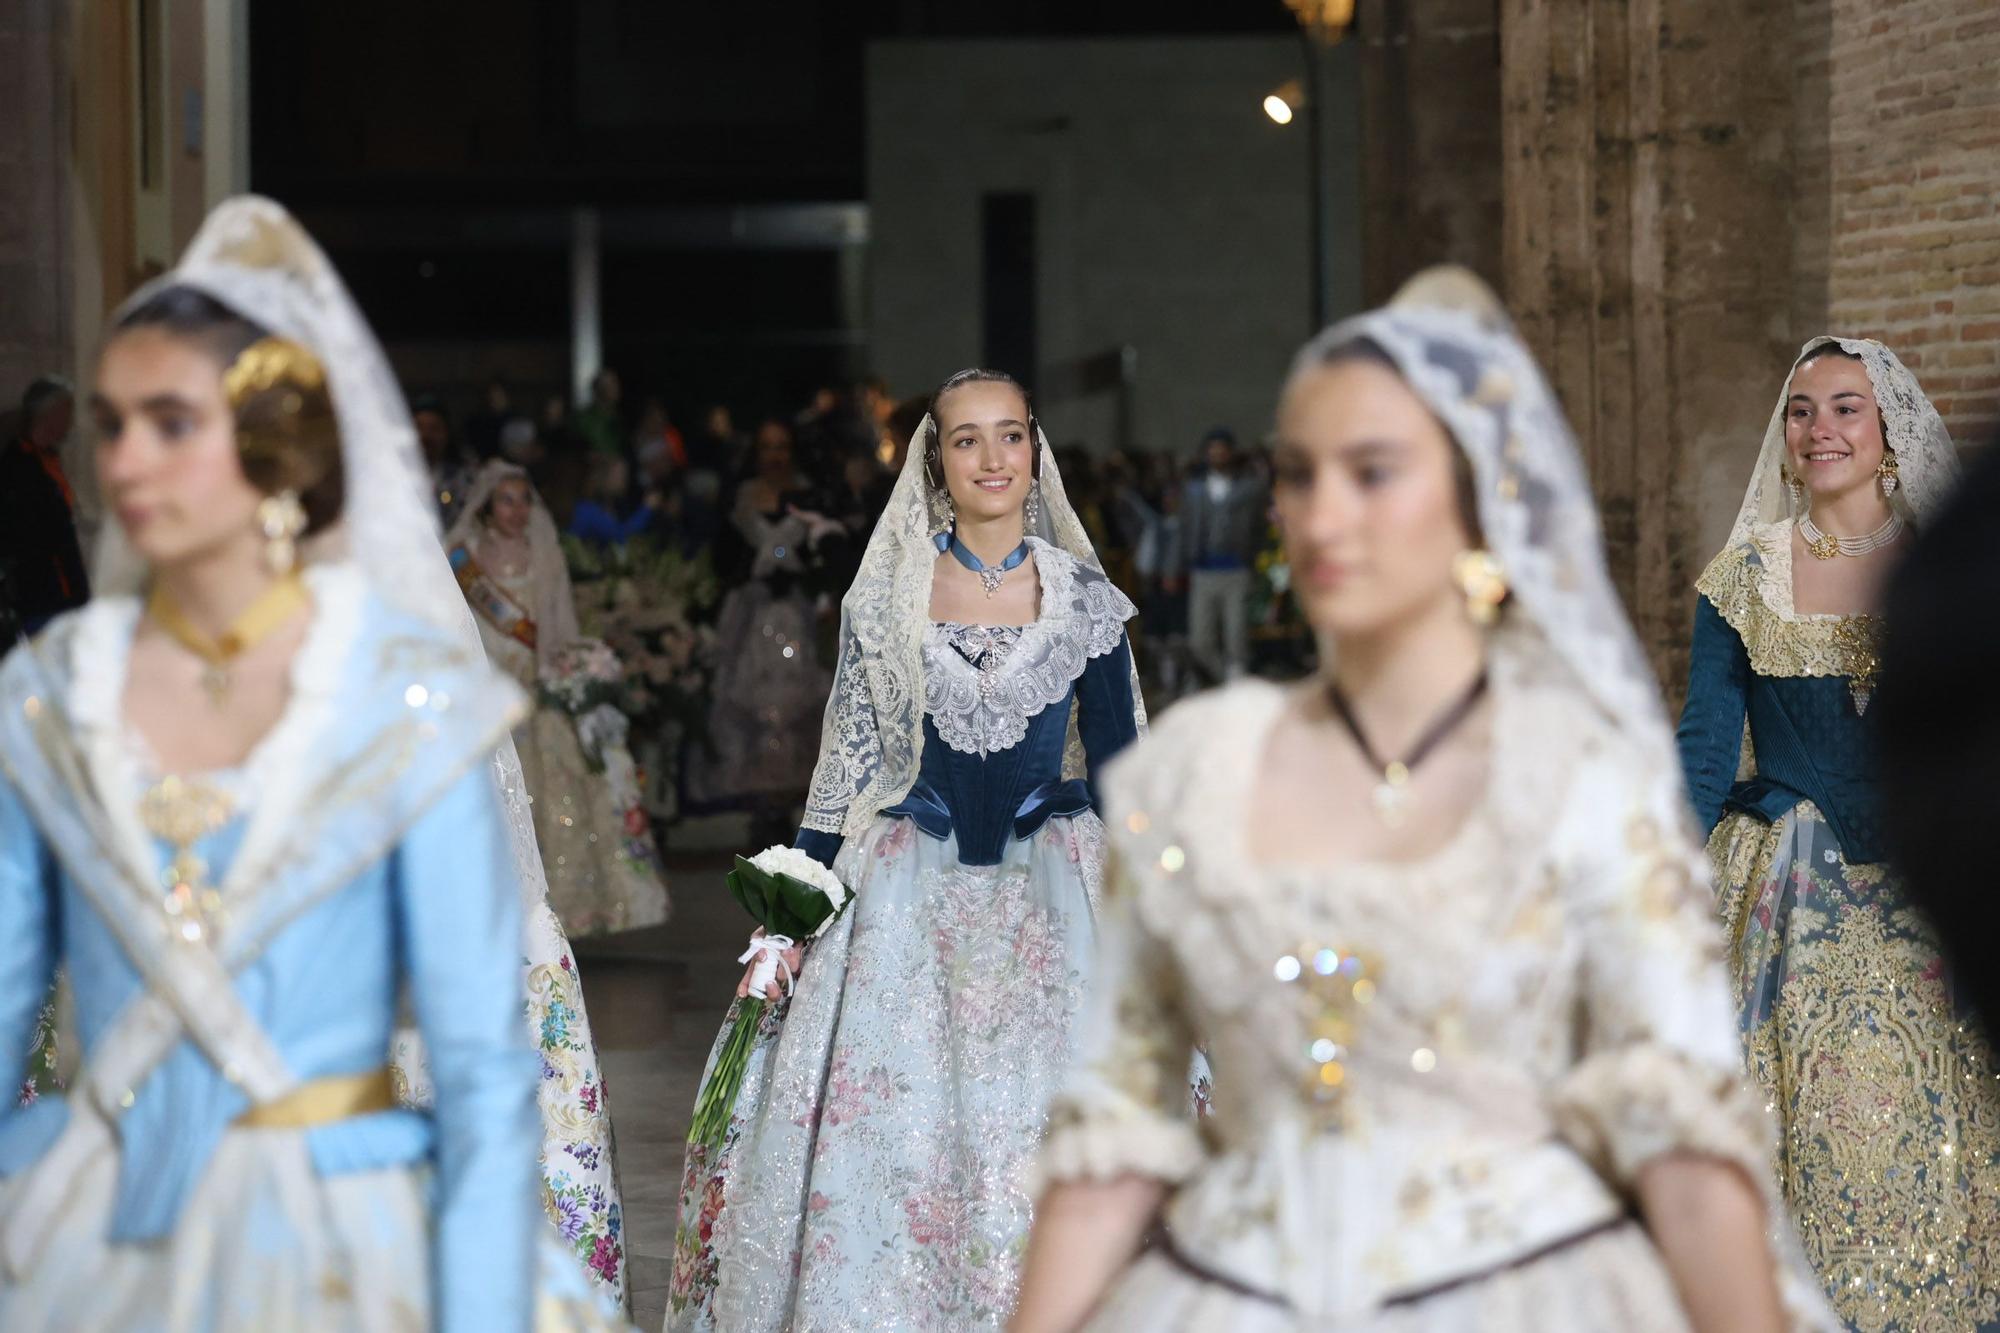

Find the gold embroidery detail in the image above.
[
  {"left": 139, "top": 776, "right": 236, "bottom": 944},
  {"left": 1722, "top": 809, "right": 2000, "bottom": 1330},
  {"left": 1695, "top": 537, "right": 1882, "bottom": 695}
]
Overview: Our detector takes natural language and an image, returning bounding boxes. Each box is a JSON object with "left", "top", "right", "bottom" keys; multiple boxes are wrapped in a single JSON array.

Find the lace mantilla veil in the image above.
[
  {"left": 802, "top": 412, "right": 1146, "bottom": 841},
  {"left": 1299, "top": 267, "right": 1678, "bottom": 769},
  {"left": 1725, "top": 335, "right": 1960, "bottom": 549},
  {"left": 97, "top": 194, "right": 559, "bottom": 933},
  {"left": 89, "top": 197, "right": 629, "bottom": 1305},
  {"left": 1305, "top": 268, "right": 1840, "bottom": 1329},
  {"left": 444, "top": 460, "right": 582, "bottom": 673}
]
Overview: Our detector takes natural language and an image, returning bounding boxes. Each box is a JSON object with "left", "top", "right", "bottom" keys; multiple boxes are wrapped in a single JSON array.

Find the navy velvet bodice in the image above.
[
  {"left": 797, "top": 637, "right": 1137, "bottom": 868},
  {"left": 1676, "top": 595, "right": 1884, "bottom": 863}
]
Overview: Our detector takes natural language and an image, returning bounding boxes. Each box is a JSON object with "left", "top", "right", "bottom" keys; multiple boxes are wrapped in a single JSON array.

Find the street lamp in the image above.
[{"left": 1280, "top": 0, "right": 1358, "bottom": 330}]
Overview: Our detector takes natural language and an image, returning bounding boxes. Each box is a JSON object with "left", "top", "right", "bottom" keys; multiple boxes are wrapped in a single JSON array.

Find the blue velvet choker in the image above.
[{"left": 939, "top": 530, "right": 1030, "bottom": 597}]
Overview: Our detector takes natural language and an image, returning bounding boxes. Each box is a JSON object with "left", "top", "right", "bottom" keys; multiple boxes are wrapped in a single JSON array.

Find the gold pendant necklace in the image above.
[
  {"left": 146, "top": 574, "right": 309, "bottom": 707},
  {"left": 138, "top": 774, "right": 236, "bottom": 944},
  {"left": 1326, "top": 671, "right": 1489, "bottom": 829}
]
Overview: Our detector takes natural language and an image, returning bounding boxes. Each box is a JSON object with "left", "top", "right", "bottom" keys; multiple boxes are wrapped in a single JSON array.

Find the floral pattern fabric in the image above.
[
  {"left": 666, "top": 813, "right": 1109, "bottom": 1332},
  {"left": 1712, "top": 801, "right": 2000, "bottom": 1332}
]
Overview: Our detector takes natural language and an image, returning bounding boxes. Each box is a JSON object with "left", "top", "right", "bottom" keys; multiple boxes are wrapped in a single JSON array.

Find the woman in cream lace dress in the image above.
[
  {"left": 448, "top": 462, "right": 669, "bottom": 938},
  {"left": 1011, "top": 271, "right": 1835, "bottom": 1332}
]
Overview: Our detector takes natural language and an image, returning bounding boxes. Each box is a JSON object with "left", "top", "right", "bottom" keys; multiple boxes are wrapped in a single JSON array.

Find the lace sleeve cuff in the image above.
[
  {"left": 1029, "top": 1100, "right": 1206, "bottom": 1196},
  {"left": 1552, "top": 1043, "right": 1842, "bottom": 1331},
  {"left": 1551, "top": 1042, "right": 1771, "bottom": 1189}
]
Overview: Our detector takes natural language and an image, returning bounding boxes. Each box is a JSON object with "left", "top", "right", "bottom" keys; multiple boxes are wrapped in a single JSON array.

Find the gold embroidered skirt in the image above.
[{"left": 1711, "top": 802, "right": 2000, "bottom": 1332}]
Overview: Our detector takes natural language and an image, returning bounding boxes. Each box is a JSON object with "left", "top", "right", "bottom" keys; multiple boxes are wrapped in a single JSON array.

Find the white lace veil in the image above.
[
  {"left": 802, "top": 412, "right": 1146, "bottom": 840},
  {"left": 1725, "top": 335, "right": 1959, "bottom": 548},
  {"left": 443, "top": 459, "right": 581, "bottom": 673},
  {"left": 1293, "top": 267, "right": 1675, "bottom": 764},
  {"left": 101, "top": 197, "right": 557, "bottom": 920}
]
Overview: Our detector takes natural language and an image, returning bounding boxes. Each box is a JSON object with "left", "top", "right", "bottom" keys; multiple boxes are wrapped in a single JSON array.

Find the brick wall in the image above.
[{"left": 1823, "top": 0, "right": 2000, "bottom": 447}]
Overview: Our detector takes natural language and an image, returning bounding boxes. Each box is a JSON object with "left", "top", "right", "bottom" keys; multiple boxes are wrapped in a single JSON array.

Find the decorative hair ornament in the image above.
[{"left": 223, "top": 336, "right": 326, "bottom": 410}]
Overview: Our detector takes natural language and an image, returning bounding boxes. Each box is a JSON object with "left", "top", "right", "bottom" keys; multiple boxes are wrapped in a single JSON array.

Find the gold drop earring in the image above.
[
  {"left": 258, "top": 490, "right": 307, "bottom": 575},
  {"left": 1451, "top": 549, "right": 1508, "bottom": 626}
]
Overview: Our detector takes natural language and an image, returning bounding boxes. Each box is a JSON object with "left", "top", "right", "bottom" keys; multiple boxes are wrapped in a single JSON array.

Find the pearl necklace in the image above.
[{"left": 1798, "top": 509, "right": 1904, "bottom": 560}]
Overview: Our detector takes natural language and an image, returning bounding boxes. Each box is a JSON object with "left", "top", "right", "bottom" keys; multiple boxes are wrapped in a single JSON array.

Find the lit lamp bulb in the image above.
[
  {"left": 1262, "top": 78, "right": 1304, "bottom": 126},
  {"left": 1263, "top": 94, "right": 1296, "bottom": 125}
]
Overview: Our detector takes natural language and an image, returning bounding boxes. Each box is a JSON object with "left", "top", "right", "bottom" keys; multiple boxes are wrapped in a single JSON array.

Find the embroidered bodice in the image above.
[
  {"left": 0, "top": 564, "right": 545, "bottom": 1333},
  {"left": 1038, "top": 669, "right": 1796, "bottom": 1321},
  {"left": 1676, "top": 524, "right": 1886, "bottom": 861},
  {"left": 795, "top": 544, "right": 1139, "bottom": 868}
]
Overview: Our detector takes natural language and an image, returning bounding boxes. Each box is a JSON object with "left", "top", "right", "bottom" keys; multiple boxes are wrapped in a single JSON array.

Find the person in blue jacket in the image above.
[
  {"left": 0, "top": 198, "right": 621, "bottom": 1332},
  {"left": 1675, "top": 336, "right": 1998, "bottom": 1331},
  {"left": 666, "top": 369, "right": 1151, "bottom": 1331}
]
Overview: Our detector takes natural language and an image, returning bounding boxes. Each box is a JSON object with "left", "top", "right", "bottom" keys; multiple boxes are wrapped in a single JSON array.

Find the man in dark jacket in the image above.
[
  {"left": 1178, "top": 427, "right": 1268, "bottom": 682},
  {"left": 0, "top": 376, "right": 90, "bottom": 647}
]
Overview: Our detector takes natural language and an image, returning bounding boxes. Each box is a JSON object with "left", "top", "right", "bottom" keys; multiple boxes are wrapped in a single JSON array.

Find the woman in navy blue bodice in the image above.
[
  {"left": 667, "top": 370, "right": 1151, "bottom": 1331},
  {"left": 1676, "top": 336, "right": 1996, "bottom": 1332}
]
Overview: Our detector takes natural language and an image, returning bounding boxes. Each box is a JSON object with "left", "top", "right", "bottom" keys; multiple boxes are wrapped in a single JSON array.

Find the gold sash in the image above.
[
  {"left": 450, "top": 545, "right": 538, "bottom": 650},
  {"left": 233, "top": 1067, "right": 396, "bottom": 1129}
]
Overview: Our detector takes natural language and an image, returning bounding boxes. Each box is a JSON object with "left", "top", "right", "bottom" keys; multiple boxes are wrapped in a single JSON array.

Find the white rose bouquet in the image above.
[{"left": 686, "top": 844, "right": 852, "bottom": 1149}]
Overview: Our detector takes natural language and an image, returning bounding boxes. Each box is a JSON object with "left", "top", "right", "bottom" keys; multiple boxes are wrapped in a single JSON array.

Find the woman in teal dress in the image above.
[
  {"left": 0, "top": 198, "right": 622, "bottom": 1331},
  {"left": 1676, "top": 336, "right": 1998, "bottom": 1330}
]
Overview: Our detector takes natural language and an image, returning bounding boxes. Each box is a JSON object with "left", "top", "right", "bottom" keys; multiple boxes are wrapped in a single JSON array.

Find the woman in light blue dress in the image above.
[
  {"left": 0, "top": 198, "right": 621, "bottom": 1331},
  {"left": 667, "top": 370, "right": 1154, "bottom": 1331}
]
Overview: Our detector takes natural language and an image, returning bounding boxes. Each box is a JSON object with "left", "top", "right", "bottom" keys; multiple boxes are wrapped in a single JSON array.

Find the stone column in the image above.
[
  {"left": 1497, "top": 0, "right": 1814, "bottom": 696},
  {"left": 1356, "top": 0, "right": 1504, "bottom": 303},
  {"left": 0, "top": 0, "right": 74, "bottom": 401}
]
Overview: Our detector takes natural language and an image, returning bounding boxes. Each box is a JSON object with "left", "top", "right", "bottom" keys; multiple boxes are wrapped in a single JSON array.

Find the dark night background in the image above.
[{"left": 249, "top": 1, "right": 1302, "bottom": 415}]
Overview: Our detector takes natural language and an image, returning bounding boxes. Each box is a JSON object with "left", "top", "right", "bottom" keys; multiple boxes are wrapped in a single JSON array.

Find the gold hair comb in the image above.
[{"left": 223, "top": 336, "right": 325, "bottom": 409}]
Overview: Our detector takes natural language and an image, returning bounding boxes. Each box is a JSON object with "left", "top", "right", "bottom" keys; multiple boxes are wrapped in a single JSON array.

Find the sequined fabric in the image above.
[
  {"left": 1041, "top": 674, "right": 1838, "bottom": 1329},
  {"left": 1696, "top": 527, "right": 1883, "bottom": 694},
  {"left": 1712, "top": 802, "right": 2000, "bottom": 1331},
  {"left": 682, "top": 577, "right": 830, "bottom": 808},
  {"left": 666, "top": 814, "right": 1104, "bottom": 1332},
  {"left": 474, "top": 568, "right": 669, "bottom": 937}
]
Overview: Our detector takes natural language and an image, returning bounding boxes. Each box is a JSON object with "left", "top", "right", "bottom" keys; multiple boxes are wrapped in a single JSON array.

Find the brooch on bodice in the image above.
[
  {"left": 138, "top": 775, "right": 235, "bottom": 945},
  {"left": 1274, "top": 945, "right": 1380, "bottom": 1128}
]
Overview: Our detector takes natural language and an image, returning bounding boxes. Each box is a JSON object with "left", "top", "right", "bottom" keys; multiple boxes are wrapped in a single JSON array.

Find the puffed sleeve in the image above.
[
  {"left": 392, "top": 763, "right": 543, "bottom": 1333},
  {"left": 1035, "top": 842, "right": 1206, "bottom": 1190},
  {"left": 1550, "top": 750, "right": 1838, "bottom": 1329},
  {"left": 1549, "top": 752, "right": 1763, "bottom": 1187},
  {"left": 0, "top": 771, "right": 56, "bottom": 1097}
]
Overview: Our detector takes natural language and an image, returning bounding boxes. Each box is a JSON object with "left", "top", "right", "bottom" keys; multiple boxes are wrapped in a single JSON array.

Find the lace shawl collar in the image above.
[
  {"left": 922, "top": 538, "right": 1134, "bottom": 758},
  {"left": 1695, "top": 523, "right": 1882, "bottom": 682}
]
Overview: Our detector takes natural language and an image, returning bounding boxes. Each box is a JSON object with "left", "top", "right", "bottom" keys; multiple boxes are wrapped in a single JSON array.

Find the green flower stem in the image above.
[{"left": 687, "top": 997, "right": 766, "bottom": 1150}]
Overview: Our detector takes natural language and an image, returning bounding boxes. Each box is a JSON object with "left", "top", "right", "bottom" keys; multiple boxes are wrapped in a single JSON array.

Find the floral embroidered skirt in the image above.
[
  {"left": 667, "top": 813, "right": 1107, "bottom": 1332},
  {"left": 393, "top": 899, "right": 630, "bottom": 1309},
  {"left": 0, "top": 1122, "right": 626, "bottom": 1332},
  {"left": 1711, "top": 801, "right": 2000, "bottom": 1332}
]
